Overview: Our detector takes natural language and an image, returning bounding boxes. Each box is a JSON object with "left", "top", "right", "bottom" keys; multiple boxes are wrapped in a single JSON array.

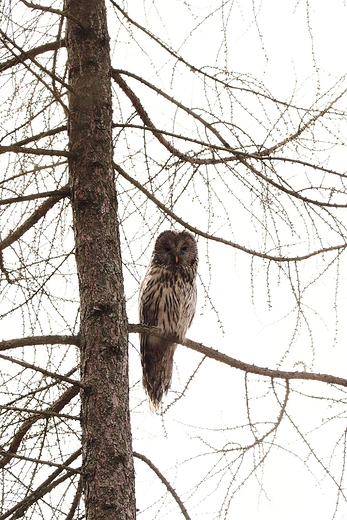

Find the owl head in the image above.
[{"left": 152, "top": 230, "right": 198, "bottom": 268}]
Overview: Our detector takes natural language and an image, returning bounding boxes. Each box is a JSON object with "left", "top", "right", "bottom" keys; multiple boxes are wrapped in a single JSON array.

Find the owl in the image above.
[{"left": 139, "top": 230, "right": 198, "bottom": 411}]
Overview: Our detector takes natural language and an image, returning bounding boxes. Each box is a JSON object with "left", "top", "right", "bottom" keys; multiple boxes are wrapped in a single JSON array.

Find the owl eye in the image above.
[
  {"left": 164, "top": 247, "right": 171, "bottom": 252},
  {"left": 181, "top": 246, "right": 188, "bottom": 252}
]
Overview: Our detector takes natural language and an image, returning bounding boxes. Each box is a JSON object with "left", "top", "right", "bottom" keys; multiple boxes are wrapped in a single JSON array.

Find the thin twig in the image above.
[
  {"left": 0, "top": 386, "right": 79, "bottom": 469},
  {"left": 0, "top": 185, "right": 69, "bottom": 251},
  {"left": 0, "top": 353, "right": 85, "bottom": 388},
  {"left": 0, "top": 450, "right": 81, "bottom": 520}
]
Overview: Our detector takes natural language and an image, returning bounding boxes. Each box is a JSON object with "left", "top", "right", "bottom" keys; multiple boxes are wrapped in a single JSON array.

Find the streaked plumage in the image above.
[{"left": 139, "top": 230, "right": 198, "bottom": 410}]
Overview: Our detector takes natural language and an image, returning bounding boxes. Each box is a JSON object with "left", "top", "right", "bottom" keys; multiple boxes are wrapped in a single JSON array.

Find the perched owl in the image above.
[{"left": 139, "top": 230, "right": 198, "bottom": 411}]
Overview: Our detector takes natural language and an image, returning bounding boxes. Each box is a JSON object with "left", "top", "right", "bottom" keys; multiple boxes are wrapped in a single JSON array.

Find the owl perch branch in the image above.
[
  {"left": 129, "top": 324, "right": 347, "bottom": 389},
  {"left": 2, "top": 329, "right": 346, "bottom": 389}
]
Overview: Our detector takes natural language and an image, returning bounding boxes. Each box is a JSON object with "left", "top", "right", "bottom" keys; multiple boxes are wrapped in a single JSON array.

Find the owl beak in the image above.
[{"left": 175, "top": 255, "right": 179, "bottom": 264}]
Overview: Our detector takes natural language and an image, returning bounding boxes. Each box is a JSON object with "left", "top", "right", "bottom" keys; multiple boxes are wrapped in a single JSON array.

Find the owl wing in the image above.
[
  {"left": 139, "top": 263, "right": 197, "bottom": 410},
  {"left": 139, "top": 271, "right": 160, "bottom": 328},
  {"left": 139, "top": 267, "right": 178, "bottom": 410}
]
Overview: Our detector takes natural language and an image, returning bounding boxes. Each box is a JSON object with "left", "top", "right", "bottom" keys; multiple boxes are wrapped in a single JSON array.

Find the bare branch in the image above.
[
  {"left": 0, "top": 251, "right": 12, "bottom": 284},
  {"left": 110, "top": 1, "right": 303, "bottom": 112},
  {"left": 4, "top": 125, "right": 67, "bottom": 147},
  {"left": 65, "top": 477, "right": 83, "bottom": 520},
  {"left": 134, "top": 452, "right": 191, "bottom": 520},
  {"left": 113, "top": 71, "right": 347, "bottom": 208},
  {"left": 112, "top": 70, "right": 233, "bottom": 161},
  {"left": 0, "top": 449, "right": 82, "bottom": 473},
  {"left": 0, "top": 188, "right": 71, "bottom": 206},
  {"left": 0, "top": 335, "right": 79, "bottom": 351},
  {"left": 235, "top": 153, "right": 347, "bottom": 209},
  {"left": 260, "top": 83, "right": 347, "bottom": 156},
  {"left": 0, "top": 185, "right": 69, "bottom": 251},
  {"left": 0, "top": 145, "right": 69, "bottom": 157},
  {"left": 129, "top": 324, "right": 347, "bottom": 389},
  {"left": 112, "top": 122, "right": 236, "bottom": 155},
  {"left": 0, "top": 450, "right": 81, "bottom": 520},
  {"left": 0, "top": 28, "right": 71, "bottom": 98},
  {"left": 243, "top": 378, "right": 290, "bottom": 450},
  {"left": 0, "top": 39, "right": 66, "bottom": 73},
  {"left": 18, "top": 0, "right": 83, "bottom": 27},
  {"left": 116, "top": 164, "right": 347, "bottom": 262},
  {"left": 0, "top": 404, "right": 79, "bottom": 421},
  {"left": 0, "top": 353, "right": 84, "bottom": 388},
  {"left": 0, "top": 385, "right": 79, "bottom": 470}
]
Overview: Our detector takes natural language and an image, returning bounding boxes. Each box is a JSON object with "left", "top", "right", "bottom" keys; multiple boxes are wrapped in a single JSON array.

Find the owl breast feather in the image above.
[{"left": 139, "top": 265, "right": 197, "bottom": 341}]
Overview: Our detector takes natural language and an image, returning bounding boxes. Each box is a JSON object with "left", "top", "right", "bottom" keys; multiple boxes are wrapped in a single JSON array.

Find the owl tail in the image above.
[{"left": 140, "top": 336, "right": 177, "bottom": 411}]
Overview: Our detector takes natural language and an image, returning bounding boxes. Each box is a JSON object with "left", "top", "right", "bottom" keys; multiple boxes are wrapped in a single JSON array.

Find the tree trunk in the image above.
[{"left": 65, "top": 1, "right": 136, "bottom": 518}]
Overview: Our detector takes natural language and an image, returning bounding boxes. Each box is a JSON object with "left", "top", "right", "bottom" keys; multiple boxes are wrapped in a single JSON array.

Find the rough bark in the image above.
[{"left": 65, "top": 1, "right": 136, "bottom": 518}]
